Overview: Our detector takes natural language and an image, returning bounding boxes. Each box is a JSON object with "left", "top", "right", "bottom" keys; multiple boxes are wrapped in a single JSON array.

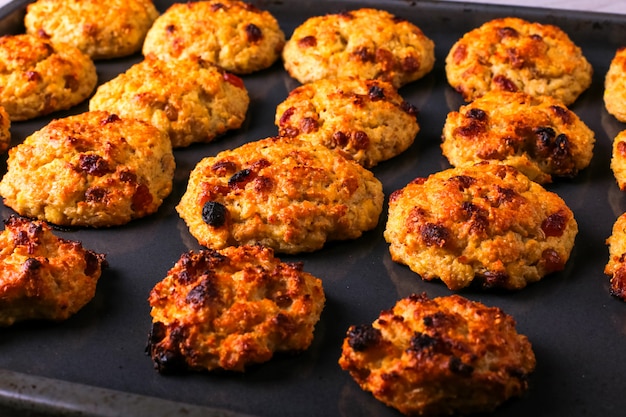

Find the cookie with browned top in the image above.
[
  {"left": 384, "top": 162, "right": 578, "bottom": 290},
  {"left": 0, "top": 111, "right": 175, "bottom": 227},
  {"left": 90, "top": 56, "right": 249, "bottom": 148},
  {"left": 0, "top": 216, "right": 107, "bottom": 326},
  {"left": 147, "top": 245, "right": 325, "bottom": 373},
  {"left": 339, "top": 292, "right": 536, "bottom": 416},
  {"left": 176, "top": 136, "right": 383, "bottom": 254},
  {"left": 445, "top": 17, "right": 592, "bottom": 105},
  {"left": 142, "top": 0, "right": 285, "bottom": 74},
  {"left": 0, "top": 34, "right": 97, "bottom": 121},
  {"left": 441, "top": 90, "right": 595, "bottom": 183},
  {"left": 604, "top": 47, "right": 626, "bottom": 122},
  {"left": 605, "top": 212, "right": 626, "bottom": 301},
  {"left": 610, "top": 130, "right": 626, "bottom": 191},
  {"left": 0, "top": 106, "right": 10, "bottom": 154},
  {"left": 282, "top": 8, "right": 435, "bottom": 89}
]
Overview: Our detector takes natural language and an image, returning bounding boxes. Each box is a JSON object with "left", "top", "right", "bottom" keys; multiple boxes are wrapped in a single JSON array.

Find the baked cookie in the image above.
[
  {"left": 90, "top": 56, "right": 249, "bottom": 148},
  {"left": 339, "top": 292, "right": 536, "bottom": 416},
  {"left": 0, "top": 216, "right": 107, "bottom": 326},
  {"left": 275, "top": 77, "right": 419, "bottom": 168},
  {"left": 384, "top": 162, "right": 578, "bottom": 290},
  {"left": 0, "top": 111, "right": 175, "bottom": 227},
  {"left": 445, "top": 17, "right": 592, "bottom": 105},
  {"left": 604, "top": 47, "right": 626, "bottom": 122},
  {"left": 24, "top": 0, "right": 159, "bottom": 59},
  {"left": 282, "top": 8, "right": 435, "bottom": 89},
  {"left": 605, "top": 212, "right": 626, "bottom": 301},
  {"left": 147, "top": 245, "right": 325, "bottom": 373},
  {"left": 0, "top": 105, "right": 11, "bottom": 154},
  {"left": 611, "top": 130, "right": 626, "bottom": 190},
  {"left": 0, "top": 34, "right": 97, "bottom": 121},
  {"left": 142, "top": 0, "right": 285, "bottom": 74},
  {"left": 441, "top": 90, "right": 595, "bottom": 184},
  {"left": 176, "top": 136, "right": 383, "bottom": 254}
]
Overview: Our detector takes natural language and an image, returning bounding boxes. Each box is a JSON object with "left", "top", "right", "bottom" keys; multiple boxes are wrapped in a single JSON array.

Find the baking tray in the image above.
[{"left": 0, "top": 0, "right": 625, "bottom": 416}]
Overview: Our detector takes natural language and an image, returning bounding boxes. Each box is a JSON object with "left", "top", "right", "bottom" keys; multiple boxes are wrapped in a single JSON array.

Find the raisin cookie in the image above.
[
  {"left": 0, "top": 34, "right": 97, "bottom": 121},
  {"left": 0, "top": 105, "right": 11, "bottom": 154},
  {"left": 176, "top": 136, "right": 383, "bottom": 254},
  {"left": 445, "top": 17, "right": 592, "bottom": 105},
  {"left": 339, "top": 292, "right": 536, "bottom": 416},
  {"left": 90, "top": 56, "right": 249, "bottom": 148},
  {"left": 610, "top": 130, "right": 626, "bottom": 191},
  {"left": 605, "top": 212, "right": 626, "bottom": 301},
  {"left": 147, "top": 245, "right": 325, "bottom": 373},
  {"left": 604, "top": 47, "right": 626, "bottom": 122},
  {"left": 441, "top": 90, "right": 595, "bottom": 183},
  {"left": 384, "top": 162, "right": 578, "bottom": 290},
  {"left": 0, "top": 216, "right": 107, "bottom": 326},
  {"left": 142, "top": 0, "right": 285, "bottom": 74},
  {"left": 282, "top": 8, "right": 435, "bottom": 89},
  {"left": 0, "top": 111, "right": 175, "bottom": 227}
]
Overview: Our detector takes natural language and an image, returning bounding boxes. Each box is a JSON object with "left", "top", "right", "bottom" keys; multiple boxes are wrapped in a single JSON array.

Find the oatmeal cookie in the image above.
[
  {"left": 384, "top": 162, "right": 578, "bottom": 290},
  {"left": 275, "top": 77, "right": 419, "bottom": 168},
  {"left": 282, "top": 8, "right": 435, "bottom": 89},
  {"left": 0, "top": 111, "right": 175, "bottom": 227},
  {"left": 24, "top": 0, "right": 159, "bottom": 59},
  {"left": 0, "top": 216, "right": 107, "bottom": 326},
  {"left": 605, "top": 212, "right": 626, "bottom": 301},
  {"left": 445, "top": 17, "right": 592, "bottom": 105},
  {"left": 176, "top": 136, "right": 383, "bottom": 254},
  {"left": 147, "top": 245, "right": 325, "bottom": 373},
  {"left": 339, "top": 292, "right": 536, "bottom": 416},
  {"left": 604, "top": 47, "right": 626, "bottom": 122},
  {"left": 0, "top": 34, "right": 97, "bottom": 121},
  {"left": 441, "top": 90, "right": 595, "bottom": 183},
  {"left": 611, "top": 130, "right": 626, "bottom": 191},
  {"left": 0, "top": 105, "right": 11, "bottom": 154},
  {"left": 90, "top": 56, "right": 249, "bottom": 148},
  {"left": 142, "top": 0, "right": 285, "bottom": 74}
]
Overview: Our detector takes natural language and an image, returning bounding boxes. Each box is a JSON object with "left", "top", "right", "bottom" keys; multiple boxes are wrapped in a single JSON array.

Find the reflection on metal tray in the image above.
[{"left": 0, "top": 0, "right": 626, "bottom": 416}]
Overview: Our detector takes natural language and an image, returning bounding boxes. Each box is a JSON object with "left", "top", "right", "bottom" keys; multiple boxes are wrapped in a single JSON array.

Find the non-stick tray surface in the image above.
[{"left": 0, "top": 0, "right": 625, "bottom": 416}]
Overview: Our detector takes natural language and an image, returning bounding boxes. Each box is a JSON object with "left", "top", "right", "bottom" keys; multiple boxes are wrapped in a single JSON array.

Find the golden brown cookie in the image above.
[
  {"left": 384, "top": 162, "right": 578, "bottom": 290},
  {"left": 90, "top": 56, "right": 250, "bottom": 148},
  {"left": 24, "top": 0, "right": 159, "bottom": 59},
  {"left": 339, "top": 292, "right": 536, "bottom": 416},
  {"left": 611, "top": 130, "right": 626, "bottom": 191},
  {"left": 147, "top": 245, "right": 325, "bottom": 373},
  {"left": 604, "top": 47, "right": 626, "bottom": 122},
  {"left": 282, "top": 8, "right": 435, "bottom": 89},
  {"left": 0, "top": 216, "right": 107, "bottom": 326},
  {"left": 142, "top": 0, "right": 285, "bottom": 74},
  {"left": 605, "top": 212, "right": 626, "bottom": 301},
  {"left": 441, "top": 90, "right": 595, "bottom": 184},
  {"left": 445, "top": 17, "right": 592, "bottom": 105},
  {"left": 176, "top": 136, "right": 383, "bottom": 254},
  {"left": 0, "top": 111, "right": 175, "bottom": 227},
  {"left": 0, "top": 34, "right": 97, "bottom": 121},
  {"left": 275, "top": 77, "right": 419, "bottom": 168},
  {"left": 0, "top": 105, "right": 11, "bottom": 154}
]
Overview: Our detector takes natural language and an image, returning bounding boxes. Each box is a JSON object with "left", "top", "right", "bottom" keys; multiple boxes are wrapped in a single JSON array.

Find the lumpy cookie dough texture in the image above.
[
  {"left": 605, "top": 212, "right": 626, "bottom": 301},
  {"left": 441, "top": 90, "right": 595, "bottom": 184},
  {"left": 604, "top": 47, "right": 626, "bottom": 122},
  {"left": 24, "top": 0, "right": 159, "bottom": 59},
  {"left": 0, "top": 106, "right": 11, "bottom": 154},
  {"left": 0, "top": 34, "right": 97, "bottom": 121},
  {"left": 0, "top": 216, "right": 107, "bottom": 326},
  {"left": 445, "top": 17, "right": 592, "bottom": 105},
  {"left": 384, "top": 162, "right": 578, "bottom": 290},
  {"left": 282, "top": 8, "right": 435, "bottom": 89},
  {"left": 275, "top": 77, "right": 419, "bottom": 168},
  {"left": 0, "top": 111, "right": 175, "bottom": 227},
  {"left": 90, "top": 57, "right": 250, "bottom": 148},
  {"left": 339, "top": 293, "right": 536, "bottom": 416},
  {"left": 147, "top": 245, "right": 325, "bottom": 373},
  {"left": 610, "top": 130, "right": 626, "bottom": 191},
  {"left": 142, "top": 0, "right": 285, "bottom": 74},
  {"left": 176, "top": 136, "right": 384, "bottom": 254}
]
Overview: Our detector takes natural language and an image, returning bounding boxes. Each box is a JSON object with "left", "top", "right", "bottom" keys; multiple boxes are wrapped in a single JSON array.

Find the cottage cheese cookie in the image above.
[
  {"left": 339, "top": 292, "right": 536, "bottom": 416},
  {"left": 0, "top": 34, "right": 97, "bottom": 121},
  {"left": 0, "top": 111, "right": 175, "bottom": 227},
  {"left": 0, "top": 216, "right": 107, "bottom": 326},
  {"left": 605, "top": 47, "right": 626, "bottom": 122},
  {"left": 611, "top": 130, "right": 626, "bottom": 191},
  {"left": 147, "top": 245, "right": 325, "bottom": 373},
  {"left": 282, "top": 8, "right": 435, "bottom": 89},
  {"left": 142, "top": 0, "right": 285, "bottom": 74},
  {"left": 90, "top": 57, "right": 249, "bottom": 148},
  {"left": 0, "top": 105, "right": 10, "bottom": 154},
  {"left": 176, "top": 136, "right": 383, "bottom": 254},
  {"left": 445, "top": 17, "right": 592, "bottom": 105},
  {"left": 442, "top": 90, "right": 595, "bottom": 184},
  {"left": 384, "top": 162, "right": 578, "bottom": 290},
  {"left": 275, "top": 77, "right": 419, "bottom": 168},
  {"left": 24, "top": 0, "right": 159, "bottom": 59},
  {"left": 605, "top": 212, "right": 626, "bottom": 301}
]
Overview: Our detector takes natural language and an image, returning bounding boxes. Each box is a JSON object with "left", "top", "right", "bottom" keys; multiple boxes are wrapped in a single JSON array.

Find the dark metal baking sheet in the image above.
[{"left": 0, "top": 0, "right": 625, "bottom": 416}]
